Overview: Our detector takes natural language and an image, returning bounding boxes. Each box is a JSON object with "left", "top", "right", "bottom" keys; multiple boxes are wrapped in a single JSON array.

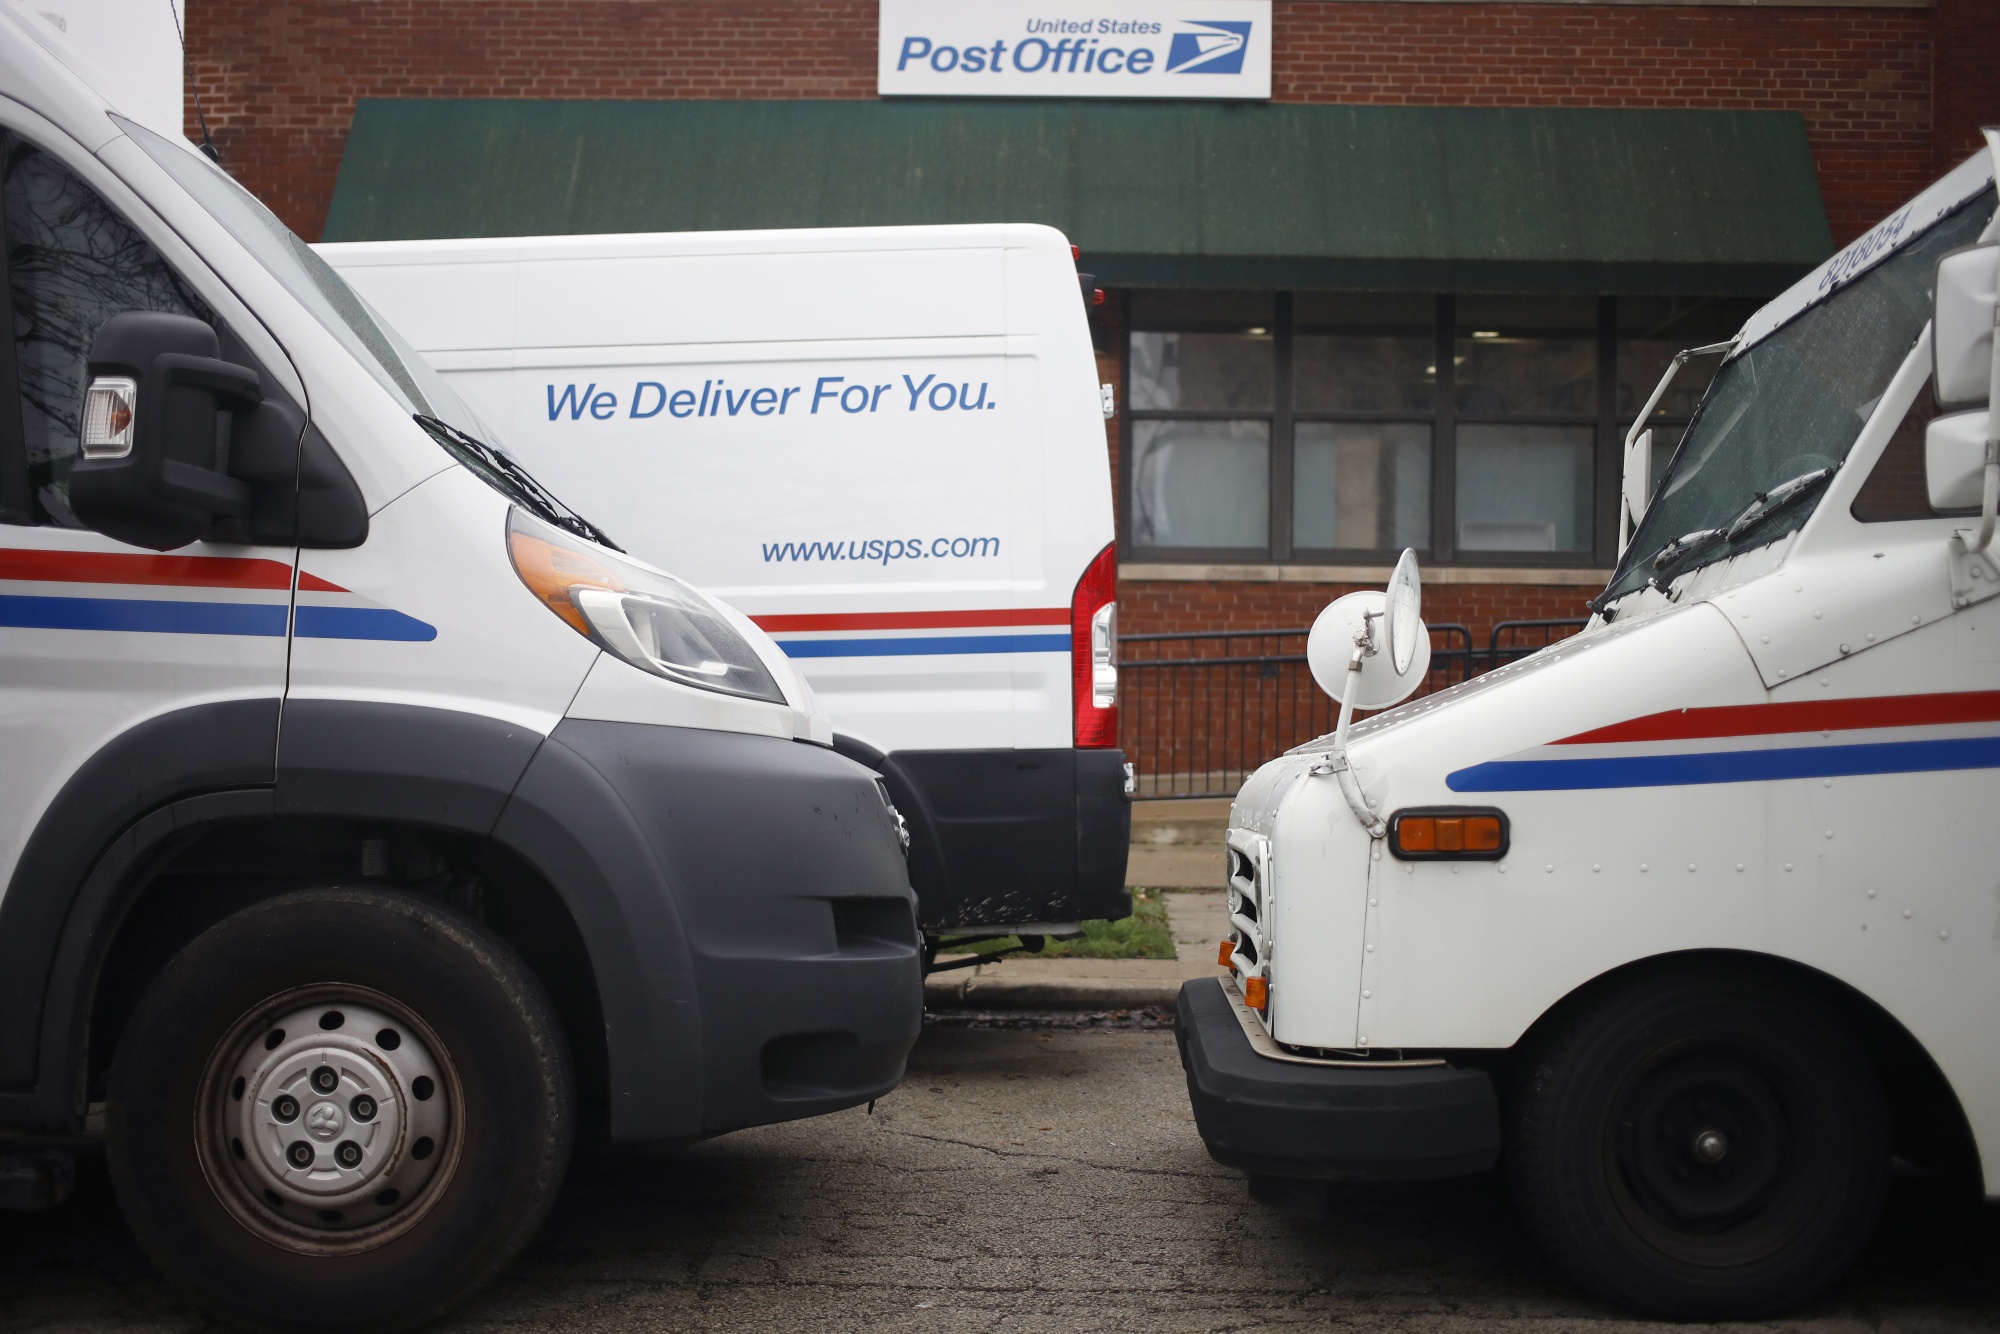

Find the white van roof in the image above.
[
  {"left": 317, "top": 223, "right": 1080, "bottom": 352},
  {"left": 317, "top": 222, "right": 1073, "bottom": 264}
]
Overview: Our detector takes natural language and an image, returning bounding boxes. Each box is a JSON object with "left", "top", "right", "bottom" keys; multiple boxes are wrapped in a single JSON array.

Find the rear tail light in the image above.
[{"left": 1071, "top": 542, "right": 1117, "bottom": 747}]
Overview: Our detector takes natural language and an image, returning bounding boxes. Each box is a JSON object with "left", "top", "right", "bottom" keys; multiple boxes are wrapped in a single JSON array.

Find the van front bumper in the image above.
[
  {"left": 498, "top": 720, "right": 923, "bottom": 1142},
  {"left": 1175, "top": 979, "right": 1500, "bottom": 1181}
]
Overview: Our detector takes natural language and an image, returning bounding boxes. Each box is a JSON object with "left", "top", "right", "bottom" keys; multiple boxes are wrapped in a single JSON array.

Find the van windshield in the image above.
[
  {"left": 1601, "top": 193, "right": 1993, "bottom": 607},
  {"left": 113, "top": 116, "right": 612, "bottom": 545}
]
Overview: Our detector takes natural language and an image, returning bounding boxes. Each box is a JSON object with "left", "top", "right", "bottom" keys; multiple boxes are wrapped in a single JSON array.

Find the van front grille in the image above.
[{"left": 1224, "top": 829, "right": 1270, "bottom": 1018}]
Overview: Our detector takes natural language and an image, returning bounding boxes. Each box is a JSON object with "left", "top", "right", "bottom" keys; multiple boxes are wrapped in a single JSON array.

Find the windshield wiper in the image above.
[
  {"left": 1645, "top": 465, "right": 1838, "bottom": 585},
  {"left": 414, "top": 415, "right": 621, "bottom": 551},
  {"left": 1649, "top": 526, "right": 1727, "bottom": 575},
  {"left": 1723, "top": 465, "right": 1837, "bottom": 543}
]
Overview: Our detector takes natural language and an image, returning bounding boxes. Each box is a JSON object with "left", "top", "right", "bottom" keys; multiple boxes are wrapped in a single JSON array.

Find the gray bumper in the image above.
[{"left": 497, "top": 720, "right": 922, "bottom": 1141}]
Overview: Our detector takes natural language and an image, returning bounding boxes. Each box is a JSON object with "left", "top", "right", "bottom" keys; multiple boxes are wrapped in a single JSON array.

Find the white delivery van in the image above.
[
  {"left": 318, "top": 228, "right": 1130, "bottom": 953},
  {"left": 1178, "top": 139, "right": 2000, "bottom": 1319},
  {"left": 0, "top": 10, "right": 921, "bottom": 1329}
]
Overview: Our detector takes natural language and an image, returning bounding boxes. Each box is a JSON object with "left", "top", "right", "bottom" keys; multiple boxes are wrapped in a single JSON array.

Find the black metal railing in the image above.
[
  {"left": 1489, "top": 617, "right": 1588, "bottom": 667},
  {"left": 1119, "top": 617, "right": 1586, "bottom": 800}
]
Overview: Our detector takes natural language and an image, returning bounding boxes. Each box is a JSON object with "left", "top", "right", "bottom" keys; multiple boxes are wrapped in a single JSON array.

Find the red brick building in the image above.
[{"left": 185, "top": 0, "right": 1996, "bottom": 645}]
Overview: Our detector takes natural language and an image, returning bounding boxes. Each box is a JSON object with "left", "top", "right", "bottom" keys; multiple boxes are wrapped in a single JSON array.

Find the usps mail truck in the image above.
[
  {"left": 319, "top": 228, "right": 1132, "bottom": 952},
  {"left": 0, "top": 10, "right": 920, "bottom": 1329},
  {"left": 1178, "top": 138, "right": 2000, "bottom": 1318}
]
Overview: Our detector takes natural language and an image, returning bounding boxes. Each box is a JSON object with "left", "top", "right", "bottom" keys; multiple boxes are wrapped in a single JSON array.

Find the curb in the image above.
[{"left": 923, "top": 974, "right": 1187, "bottom": 1011}]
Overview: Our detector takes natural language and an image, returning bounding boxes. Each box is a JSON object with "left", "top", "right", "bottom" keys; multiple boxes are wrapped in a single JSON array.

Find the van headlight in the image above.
[{"left": 506, "top": 509, "right": 786, "bottom": 704}]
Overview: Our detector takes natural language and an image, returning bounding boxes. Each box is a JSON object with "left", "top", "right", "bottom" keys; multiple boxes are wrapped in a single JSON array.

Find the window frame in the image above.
[{"left": 1119, "top": 292, "right": 1664, "bottom": 570}]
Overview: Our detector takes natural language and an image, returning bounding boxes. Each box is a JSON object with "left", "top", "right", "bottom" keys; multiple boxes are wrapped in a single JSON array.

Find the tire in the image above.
[
  {"left": 106, "top": 887, "right": 573, "bottom": 1333},
  {"left": 1508, "top": 963, "right": 1888, "bottom": 1319}
]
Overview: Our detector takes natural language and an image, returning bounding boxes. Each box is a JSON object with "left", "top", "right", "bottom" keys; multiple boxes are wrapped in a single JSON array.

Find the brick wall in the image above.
[
  {"left": 184, "top": 1, "right": 880, "bottom": 239},
  {"left": 188, "top": 0, "right": 1934, "bottom": 247},
  {"left": 1118, "top": 576, "right": 1596, "bottom": 643},
  {"left": 1935, "top": 0, "right": 2000, "bottom": 172},
  {"left": 1275, "top": 4, "right": 1934, "bottom": 250}
]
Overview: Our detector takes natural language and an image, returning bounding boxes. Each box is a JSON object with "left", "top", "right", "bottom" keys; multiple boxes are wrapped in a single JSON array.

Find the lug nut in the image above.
[
  {"left": 350, "top": 1094, "right": 377, "bottom": 1122},
  {"left": 311, "top": 1065, "right": 338, "bottom": 1094},
  {"left": 272, "top": 1094, "right": 300, "bottom": 1123},
  {"left": 286, "top": 1141, "right": 314, "bottom": 1169},
  {"left": 334, "top": 1140, "right": 363, "bottom": 1169}
]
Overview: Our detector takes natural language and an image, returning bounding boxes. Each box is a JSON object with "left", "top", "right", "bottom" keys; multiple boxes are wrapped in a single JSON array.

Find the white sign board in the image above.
[{"left": 878, "top": 0, "right": 1270, "bottom": 100}]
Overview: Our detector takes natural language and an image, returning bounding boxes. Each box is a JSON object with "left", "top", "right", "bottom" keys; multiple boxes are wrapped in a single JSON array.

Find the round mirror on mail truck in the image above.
[
  {"left": 1384, "top": 548, "right": 1424, "bottom": 676},
  {"left": 1306, "top": 589, "right": 1431, "bottom": 711}
]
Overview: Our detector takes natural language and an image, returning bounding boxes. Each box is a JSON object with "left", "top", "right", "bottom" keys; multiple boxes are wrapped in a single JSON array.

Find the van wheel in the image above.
[
  {"left": 1508, "top": 966, "right": 1887, "bottom": 1319},
  {"left": 106, "top": 887, "right": 572, "bottom": 1333}
]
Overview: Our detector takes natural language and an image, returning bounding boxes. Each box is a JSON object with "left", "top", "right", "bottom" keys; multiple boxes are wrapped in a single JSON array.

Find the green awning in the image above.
[{"left": 321, "top": 99, "right": 1831, "bottom": 294}]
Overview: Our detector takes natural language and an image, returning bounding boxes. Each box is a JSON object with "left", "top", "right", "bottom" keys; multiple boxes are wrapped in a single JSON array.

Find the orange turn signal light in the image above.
[
  {"left": 1242, "top": 976, "right": 1268, "bottom": 1011},
  {"left": 1389, "top": 808, "right": 1509, "bottom": 861},
  {"left": 1217, "top": 940, "right": 1234, "bottom": 966},
  {"left": 507, "top": 523, "right": 625, "bottom": 636}
]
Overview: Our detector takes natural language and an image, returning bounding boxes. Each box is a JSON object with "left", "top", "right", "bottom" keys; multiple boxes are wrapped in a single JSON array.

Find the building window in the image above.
[{"left": 1123, "top": 290, "right": 1763, "bottom": 566}]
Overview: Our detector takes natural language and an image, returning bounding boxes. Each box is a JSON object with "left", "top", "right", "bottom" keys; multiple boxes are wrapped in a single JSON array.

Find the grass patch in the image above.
[{"left": 955, "top": 889, "right": 1177, "bottom": 960}]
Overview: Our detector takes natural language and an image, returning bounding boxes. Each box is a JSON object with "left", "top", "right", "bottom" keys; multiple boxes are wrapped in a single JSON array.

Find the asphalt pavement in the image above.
[{"left": 5, "top": 1022, "right": 1997, "bottom": 1332}]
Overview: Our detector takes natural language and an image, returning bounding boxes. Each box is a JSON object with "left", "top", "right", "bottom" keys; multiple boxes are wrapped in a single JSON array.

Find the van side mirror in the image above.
[
  {"left": 69, "top": 311, "right": 253, "bottom": 549},
  {"left": 1928, "top": 409, "right": 1989, "bottom": 510},
  {"left": 68, "top": 310, "right": 368, "bottom": 551},
  {"left": 1619, "top": 428, "right": 1653, "bottom": 554},
  {"left": 1930, "top": 230, "right": 2000, "bottom": 552},
  {"left": 1933, "top": 241, "right": 1997, "bottom": 409}
]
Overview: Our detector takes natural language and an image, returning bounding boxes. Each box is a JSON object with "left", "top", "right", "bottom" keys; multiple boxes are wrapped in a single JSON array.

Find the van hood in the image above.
[{"left": 1234, "top": 599, "right": 1762, "bottom": 834}]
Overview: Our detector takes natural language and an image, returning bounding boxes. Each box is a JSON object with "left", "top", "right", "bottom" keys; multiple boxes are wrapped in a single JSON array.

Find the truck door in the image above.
[{"left": 0, "top": 123, "right": 294, "bottom": 1090}]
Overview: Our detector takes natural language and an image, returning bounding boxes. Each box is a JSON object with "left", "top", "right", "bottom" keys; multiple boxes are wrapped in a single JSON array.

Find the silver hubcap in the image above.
[{"left": 201, "top": 987, "right": 458, "bottom": 1254}]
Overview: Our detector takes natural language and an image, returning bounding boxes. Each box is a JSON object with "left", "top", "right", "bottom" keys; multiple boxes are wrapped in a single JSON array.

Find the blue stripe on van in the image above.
[
  {"left": 1446, "top": 735, "right": 2000, "bottom": 792},
  {"left": 294, "top": 604, "right": 438, "bottom": 642},
  {"left": 0, "top": 593, "right": 287, "bottom": 637},
  {"left": 777, "top": 633, "right": 1071, "bottom": 658}
]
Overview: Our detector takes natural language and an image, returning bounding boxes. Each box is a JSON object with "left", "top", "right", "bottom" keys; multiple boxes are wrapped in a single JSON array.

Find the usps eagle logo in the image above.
[{"left": 1164, "top": 21, "right": 1251, "bottom": 74}]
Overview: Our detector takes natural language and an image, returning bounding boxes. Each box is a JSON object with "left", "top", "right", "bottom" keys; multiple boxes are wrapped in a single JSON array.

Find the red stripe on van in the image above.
[
  {"left": 1555, "top": 691, "right": 2000, "bottom": 745},
  {"left": 751, "top": 608, "right": 1068, "bottom": 633},
  {"left": 0, "top": 548, "right": 294, "bottom": 590}
]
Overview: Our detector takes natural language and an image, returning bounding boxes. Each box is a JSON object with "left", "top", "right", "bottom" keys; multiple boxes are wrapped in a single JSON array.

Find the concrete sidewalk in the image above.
[
  {"left": 1124, "top": 798, "right": 1230, "bottom": 890},
  {"left": 923, "top": 889, "right": 1229, "bottom": 1011}
]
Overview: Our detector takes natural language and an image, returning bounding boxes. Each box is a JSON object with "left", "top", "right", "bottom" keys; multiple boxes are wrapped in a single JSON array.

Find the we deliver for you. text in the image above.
[{"left": 546, "top": 373, "right": 998, "bottom": 422}]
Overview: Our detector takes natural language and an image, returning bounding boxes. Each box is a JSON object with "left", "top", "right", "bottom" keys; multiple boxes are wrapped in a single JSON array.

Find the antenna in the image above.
[{"left": 167, "top": 1, "right": 219, "bottom": 163}]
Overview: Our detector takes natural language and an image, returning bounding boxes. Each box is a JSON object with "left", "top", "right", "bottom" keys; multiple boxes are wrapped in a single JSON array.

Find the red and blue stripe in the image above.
[
  {"left": 1446, "top": 692, "right": 2000, "bottom": 792},
  {"left": 749, "top": 607, "right": 1070, "bottom": 658},
  {"left": 0, "top": 549, "right": 435, "bottom": 642}
]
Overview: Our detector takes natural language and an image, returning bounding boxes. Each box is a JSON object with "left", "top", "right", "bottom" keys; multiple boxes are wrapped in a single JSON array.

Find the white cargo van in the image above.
[
  {"left": 1179, "top": 140, "right": 2000, "bottom": 1319},
  {"left": 318, "top": 229, "right": 1130, "bottom": 952},
  {"left": 0, "top": 11, "right": 920, "bottom": 1329}
]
